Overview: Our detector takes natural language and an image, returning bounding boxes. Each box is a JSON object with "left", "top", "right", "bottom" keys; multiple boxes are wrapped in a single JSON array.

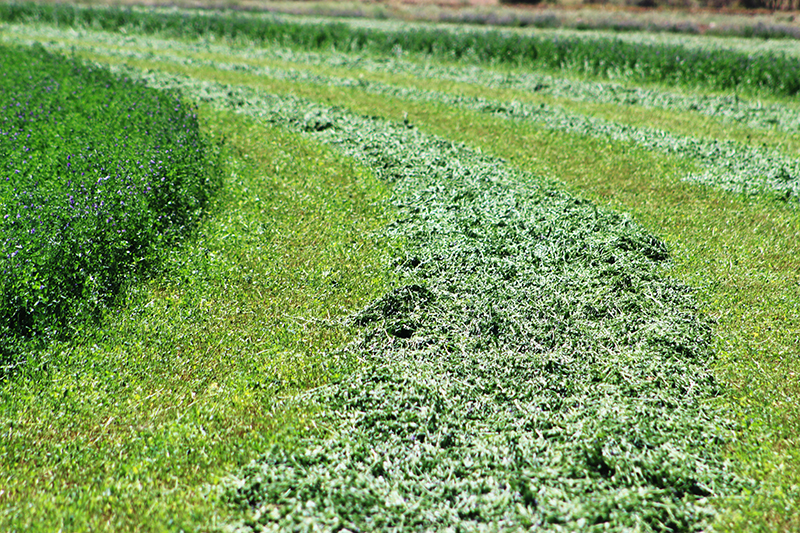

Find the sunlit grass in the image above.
[
  {"left": 0, "top": 108, "right": 392, "bottom": 532},
  {"left": 4, "top": 23, "right": 800, "bottom": 157},
  {"left": 197, "top": 67, "right": 800, "bottom": 529},
  {"left": 191, "top": 44, "right": 800, "bottom": 154},
  {"left": 38, "top": 30, "right": 800, "bottom": 157},
  {"left": 417, "top": 107, "right": 800, "bottom": 533},
  {"left": 47, "top": 48, "right": 800, "bottom": 529},
  {"left": 3, "top": 18, "right": 800, "bottom": 530}
]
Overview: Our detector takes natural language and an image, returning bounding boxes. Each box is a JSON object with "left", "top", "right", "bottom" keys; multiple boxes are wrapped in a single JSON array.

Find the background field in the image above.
[
  {"left": 21, "top": 0, "right": 800, "bottom": 36},
  {"left": 1, "top": 3, "right": 799, "bottom": 532}
]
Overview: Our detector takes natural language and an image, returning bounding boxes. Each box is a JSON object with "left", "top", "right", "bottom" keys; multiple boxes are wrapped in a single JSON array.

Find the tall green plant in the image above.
[{"left": 0, "top": 43, "right": 222, "bottom": 367}]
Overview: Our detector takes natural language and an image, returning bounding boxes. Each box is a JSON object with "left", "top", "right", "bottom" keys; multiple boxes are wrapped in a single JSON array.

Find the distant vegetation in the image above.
[
  {"left": 1, "top": 2, "right": 800, "bottom": 97},
  {"left": 501, "top": 0, "right": 798, "bottom": 10}
]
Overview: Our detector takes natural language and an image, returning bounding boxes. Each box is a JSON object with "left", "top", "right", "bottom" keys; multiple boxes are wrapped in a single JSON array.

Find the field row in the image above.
[
  {"left": 191, "top": 82, "right": 744, "bottom": 531},
  {"left": 7, "top": 24, "right": 800, "bottom": 202},
  {"left": 4, "top": 3, "right": 800, "bottom": 97}
]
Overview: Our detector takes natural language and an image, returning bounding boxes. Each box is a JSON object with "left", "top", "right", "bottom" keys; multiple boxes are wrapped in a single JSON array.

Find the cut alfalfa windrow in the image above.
[{"left": 134, "top": 73, "right": 748, "bottom": 532}]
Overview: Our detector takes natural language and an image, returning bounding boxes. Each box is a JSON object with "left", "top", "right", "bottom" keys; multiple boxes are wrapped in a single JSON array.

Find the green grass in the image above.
[
  {"left": 162, "top": 76, "right": 744, "bottom": 532},
  {"left": 410, "top": 95, "right": 800, "bottom": 532},
  {"left": 172, "top": 67, "right": 800, "bottom": 530},
  {"left": 3, "top": 15, "right": 800, "bottom": 531},
  {"left": 0, "top": 107, "right": 392, "bottom": 531},
  {"left": 341, "top": 81, "right": 800, "bottom": 531},
  {"left": 25, "top": 38, "right": 798, "bottom": 199},
  {"left": 9, "top": 27, "right": 800, "bottom": 155},
  {"left": 5, "top": 2, "right": 800, "bottom": 97},
  {"left": 182, "top": 47, "right": 800, "bottom": 154}
]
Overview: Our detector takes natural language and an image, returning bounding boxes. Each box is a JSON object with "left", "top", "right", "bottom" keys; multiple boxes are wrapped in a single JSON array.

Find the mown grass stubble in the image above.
[{"left": 0, "top": 108, "right": 391, "bottom": 532}]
